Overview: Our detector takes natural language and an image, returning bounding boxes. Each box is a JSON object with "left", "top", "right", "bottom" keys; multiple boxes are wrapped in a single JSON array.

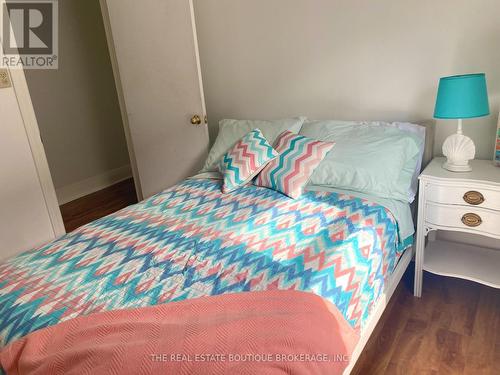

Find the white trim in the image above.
[
  {"left": 56, "top": 164, "right": 132, "bottom": 205},
  {"left": 98, "top": 0, "right": 143, "bottom": 201},
  {"left": 3, "top": 56, "right": 66, "bottom": 238},
  {"left": 344, "top": 246, "right": 413, "bottom": 374}
]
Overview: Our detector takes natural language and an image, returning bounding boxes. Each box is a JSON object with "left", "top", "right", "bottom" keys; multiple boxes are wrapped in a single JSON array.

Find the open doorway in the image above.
[{"left": 24, "top": 0, "right": 137, "bottom": 232}]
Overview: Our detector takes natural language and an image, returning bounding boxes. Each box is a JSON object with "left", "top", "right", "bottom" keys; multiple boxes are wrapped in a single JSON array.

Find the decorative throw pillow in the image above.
[
  {"left": 202, "top": 117, "right": 306, "bottom": 173},
  {"left": 218, "top": 128, "right": 279, "bottom": 193},
  {"left": 255, "top": 131, "right": 335, "bottom": 199}
]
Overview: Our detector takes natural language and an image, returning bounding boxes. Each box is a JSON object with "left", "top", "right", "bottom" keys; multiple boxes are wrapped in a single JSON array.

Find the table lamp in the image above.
[{"left": 434, "top": 73, "right": 490, "bottom": 172}]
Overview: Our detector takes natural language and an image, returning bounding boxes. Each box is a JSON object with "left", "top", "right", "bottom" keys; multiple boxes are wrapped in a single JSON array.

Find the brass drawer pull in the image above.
[
  {"left": 463, "top": 191, "right": 484, "bottom": 205},
  {"left": 461, "top": 213, "right": 482, "bottom": 227}
]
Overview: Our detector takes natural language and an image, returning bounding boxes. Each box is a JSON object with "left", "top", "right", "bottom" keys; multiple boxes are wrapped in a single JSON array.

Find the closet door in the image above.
[
  {"left": 100, "top": 0, "right": 210, "bottom": 199},
  {"left": 0, "top": 66, "right": 65, "bottom": 261}
]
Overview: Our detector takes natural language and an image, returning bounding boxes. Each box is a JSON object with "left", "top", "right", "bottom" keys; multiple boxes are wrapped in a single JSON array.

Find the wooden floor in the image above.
[
  {"left": 60, "top": 180, "right": 499, "bottom": 374},
  {"left": 60, "top": 178, "right": 137, "bottom": 232},
  {"left": 353, "top": 264, "right": 500, "bottom": 375}
]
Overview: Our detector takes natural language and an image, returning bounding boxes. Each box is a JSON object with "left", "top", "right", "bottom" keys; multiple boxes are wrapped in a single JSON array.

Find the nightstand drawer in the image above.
[
  {"left": 425, "top": 203, "right": 500, "bottom": 238},
  {"left": 425, "top": 183, "right": 500, "bottom": 211}
]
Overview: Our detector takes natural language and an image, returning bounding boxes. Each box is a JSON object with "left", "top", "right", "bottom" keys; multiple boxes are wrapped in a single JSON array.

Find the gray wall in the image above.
[
  {"left": 25, "top": 0, "right": 129, "bottom": 192},
  {"left": 194, "top": 0, "right": 500, "bottom": 159}
]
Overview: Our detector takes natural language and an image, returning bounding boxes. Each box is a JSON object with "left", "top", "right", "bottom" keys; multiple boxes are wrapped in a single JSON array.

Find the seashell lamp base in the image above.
[
  {"left": 442, "top": 132, "right": 475, "bottom": 172},
  {"left": 442, "top": 159, "right": 473, "bottom": 172}
]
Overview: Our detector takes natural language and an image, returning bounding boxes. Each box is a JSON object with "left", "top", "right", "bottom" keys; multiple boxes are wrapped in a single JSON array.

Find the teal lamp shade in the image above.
[{"left": 434, "top": 73, "right": 490, "bottom": 119}]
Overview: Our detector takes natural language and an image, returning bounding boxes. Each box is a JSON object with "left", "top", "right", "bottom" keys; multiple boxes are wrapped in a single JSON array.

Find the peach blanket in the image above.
[{"left": 0, "top": 291, "right": 358, "bottom": 375}]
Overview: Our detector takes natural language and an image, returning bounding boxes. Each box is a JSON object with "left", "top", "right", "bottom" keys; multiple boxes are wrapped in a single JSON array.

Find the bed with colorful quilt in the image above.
[
  {"left": 0, "top": 119, "right": 433, "bottom": 374},
  {"left": 0, "top": 178, "right": 411, "bottom": 373}
]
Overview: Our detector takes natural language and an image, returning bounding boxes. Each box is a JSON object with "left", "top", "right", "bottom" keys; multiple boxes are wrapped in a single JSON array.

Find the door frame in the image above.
[
  {"left": 1, "top": 0, "right": 64, "bottom": 237},
  {"left": 7, "top": 65, "right": 66, "bottom": 237}
]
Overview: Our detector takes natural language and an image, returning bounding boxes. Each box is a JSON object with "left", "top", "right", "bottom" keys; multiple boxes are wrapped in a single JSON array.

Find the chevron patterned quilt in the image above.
[{"left": 0, "top": 178, "right": 405, "bottom": 349}]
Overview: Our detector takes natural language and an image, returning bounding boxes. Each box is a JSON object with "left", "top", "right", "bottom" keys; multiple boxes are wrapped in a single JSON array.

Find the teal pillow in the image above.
[
  {"left": 300, "top": 121, "right": 422, "bottom": 202},
  {"left": 201, "top": 117, "right": 306, "bottom": 172}
]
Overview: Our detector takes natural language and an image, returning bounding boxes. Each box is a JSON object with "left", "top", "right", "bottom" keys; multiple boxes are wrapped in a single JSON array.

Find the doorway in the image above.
[{"left": 23, "top": 0, "right": 137, "bottom": 232}]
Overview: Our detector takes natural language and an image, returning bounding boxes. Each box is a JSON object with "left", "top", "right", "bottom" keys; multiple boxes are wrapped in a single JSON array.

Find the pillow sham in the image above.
[
  {"left": 299, "top": 120, "right": 423, "bottom": 202},
  {"left": 218, "top": 128, "right": 278, "bottom": 193},
  {"left": 255, "top": 131, "right": 335, "bottom": 199},
  {"left": 201, "top": 117, "right": 306, "bottom": 173},
  {"left": 357, "top": 121, "right": 425, "bottom": 202},
  {"left": 391, "top": 122, "right": 426, "bottom": 202}
]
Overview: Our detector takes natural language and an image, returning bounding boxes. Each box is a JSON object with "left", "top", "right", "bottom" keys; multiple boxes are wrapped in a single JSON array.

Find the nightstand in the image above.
[{"left": 414, "top": 157, "right": 500, "bottom": 297}]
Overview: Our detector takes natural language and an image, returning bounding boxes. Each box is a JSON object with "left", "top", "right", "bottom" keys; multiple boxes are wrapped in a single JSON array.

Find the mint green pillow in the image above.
[
  {"left": 300, "top": 121, "right": 422, "bottom": 202},
  {"left": 201, "top": 117, "right": 306, "bottom": 172}
]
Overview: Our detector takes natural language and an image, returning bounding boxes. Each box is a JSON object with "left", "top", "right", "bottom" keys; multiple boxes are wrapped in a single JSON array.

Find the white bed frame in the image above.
[{"left": 343, "top": 120, "right": 435, "bottom": 374}]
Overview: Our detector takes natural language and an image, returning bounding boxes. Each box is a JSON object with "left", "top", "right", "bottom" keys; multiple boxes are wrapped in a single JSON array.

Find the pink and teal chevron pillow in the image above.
[
  {"left": 218, "top": 128, "right": 279, "bottom": 193},
  {"left": 255, "top": 131, "right": 335, "bottom": 198}
]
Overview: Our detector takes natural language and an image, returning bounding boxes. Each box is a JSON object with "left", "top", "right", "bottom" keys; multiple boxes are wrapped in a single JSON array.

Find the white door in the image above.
[
  {"left": 0, "top": 66, "right": 65, "bottom": 261},
  {"left": 100, "top": 0, "right": 210, "bottom": 199}
]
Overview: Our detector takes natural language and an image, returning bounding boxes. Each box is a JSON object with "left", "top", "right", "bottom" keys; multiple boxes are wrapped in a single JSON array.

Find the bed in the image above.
[{"left": 0, "top": 120, "right": 434, "bottom": 374}]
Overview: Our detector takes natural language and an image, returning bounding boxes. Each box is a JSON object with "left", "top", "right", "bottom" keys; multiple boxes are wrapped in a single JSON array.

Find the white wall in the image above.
[
  {"left": 24, "top": 0, "right": 130, "bottom": 203},
  {"left": 194, "top": 0, "right": 500, "bottom": 249},
  {"left": 194, "top": 0, "right": 500, "bottom": 160}
]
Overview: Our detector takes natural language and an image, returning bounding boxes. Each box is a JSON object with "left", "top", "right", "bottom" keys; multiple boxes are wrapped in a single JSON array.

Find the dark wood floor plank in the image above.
[
  {"left": 386, "top": 317, "right": 428, "bottom": 374},
  {"left": 60, "top": 178, "right": 138, "bottom": 232},
  {"left": 493, "top": 298, "right": 500, "bottom": 375},
  {"left": 351, "top": 286, "right": 409, "bottom": 375},
  {"left": 409, "top": 276, "right": 470, "bottom": 374},
  {"left": 437, "top": 329, "right": 466, "bottom": 374},
  {"left": 59, "top": 182, "right": 499, "bottom": 374},
  {"left": 463, "top": 286, "right": 500, "bottom": 375},
  {"left": 444, "top": 278, "right": 481, "bottom": 337},
  {"left": 353, "top": 267, "right": 498, "bottom": 374},
  {"left": 414, "top": 324, "right": 447, "bottom": 374}
]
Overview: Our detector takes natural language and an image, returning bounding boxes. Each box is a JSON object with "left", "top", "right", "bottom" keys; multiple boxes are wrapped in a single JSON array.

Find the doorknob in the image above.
[{"left": 190, "top": 115, "right": 202, "bottom": 125}]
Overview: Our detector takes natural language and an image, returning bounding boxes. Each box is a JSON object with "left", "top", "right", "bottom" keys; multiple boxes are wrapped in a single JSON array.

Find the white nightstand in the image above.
[{"left": 414, "top": 157, "right": 500, "bottom": 297}]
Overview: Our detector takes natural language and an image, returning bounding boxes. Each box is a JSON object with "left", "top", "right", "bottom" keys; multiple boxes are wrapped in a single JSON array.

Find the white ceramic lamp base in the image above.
[{"left": 442, "top": 119, "right": 475, "bottom": 172}]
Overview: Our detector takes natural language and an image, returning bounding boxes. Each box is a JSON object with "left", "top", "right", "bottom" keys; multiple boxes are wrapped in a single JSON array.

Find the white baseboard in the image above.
[{"left": 56, "top": 164, "right": 132, "bottom": 205}]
